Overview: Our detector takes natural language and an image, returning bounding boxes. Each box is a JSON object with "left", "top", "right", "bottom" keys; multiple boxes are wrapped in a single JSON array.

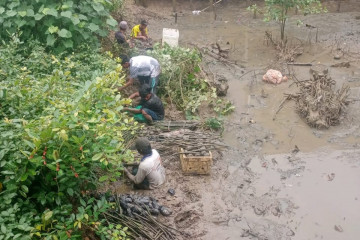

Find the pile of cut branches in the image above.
[
  {"left": 103, "top": 194, "right": 180, "bottom": 240},
  {"left": 290, "top": 73, "right": 350, "bottom": 128},
  {"left": 140, "top": 127, "right": 227, "bottom": 157}
]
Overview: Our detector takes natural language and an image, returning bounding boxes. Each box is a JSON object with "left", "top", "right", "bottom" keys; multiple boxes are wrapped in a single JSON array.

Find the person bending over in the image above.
[
  {"left": 123, "top": 84, "right": 164, "bottom": 124},
  {"left": 124, "top": 137, "right": 166, "bottom": 190},
  {"left": 118, "top": 55, "right": 161, "bottom": 95}
]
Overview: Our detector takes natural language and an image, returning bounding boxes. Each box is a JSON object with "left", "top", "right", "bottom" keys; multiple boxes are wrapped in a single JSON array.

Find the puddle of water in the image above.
[
  {"left": 248, "top": 148, "right": 360, "bottom": 240},
  {"left": 141, "top": 2, "right": 360, "bottom": 239}
]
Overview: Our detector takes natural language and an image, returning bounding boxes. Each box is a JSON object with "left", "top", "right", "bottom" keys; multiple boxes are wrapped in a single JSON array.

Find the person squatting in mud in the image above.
[
  {"left": 123, "top": 137, "right": 166, "bottom": 190},
  {"left": 131, "top": 19, "right": 149, "bottom": 41},
  {"left": 122, "top": 84, "right": 164, "bottom": 124},
  {"left": 118, "top": 55, "right": 161, "bottom": 95},
  {"left": 115, "top": 21, "right": 133, "bottom": 48}
]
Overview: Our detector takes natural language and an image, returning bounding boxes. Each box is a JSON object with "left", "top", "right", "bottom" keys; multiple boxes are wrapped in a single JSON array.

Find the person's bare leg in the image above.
[{"left": 141, "top": 109, "right": 153, "bottom": 124}]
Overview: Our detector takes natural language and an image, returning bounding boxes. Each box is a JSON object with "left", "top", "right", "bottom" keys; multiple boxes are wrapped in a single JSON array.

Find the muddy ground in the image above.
[{"left": 112, "top": 0, "right": 360, "bottom": 239}]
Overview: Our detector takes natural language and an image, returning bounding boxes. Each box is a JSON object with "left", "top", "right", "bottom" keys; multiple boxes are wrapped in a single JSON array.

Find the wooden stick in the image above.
[
  {"left": 287, "top": 63, "right": 312, "bottom": 66},
  {"left": 200, "top": 0, "right": 223, "bottom": 12},
  {"left": 273, "top": 95, "right": 291, "bottom": 120}
]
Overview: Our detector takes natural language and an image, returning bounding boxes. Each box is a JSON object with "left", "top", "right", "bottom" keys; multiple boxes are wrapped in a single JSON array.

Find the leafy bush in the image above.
[
  {"left": 0, "top": 0, "right": 120, "bottom": 52},
  {"left": 148, "top": 43, "right": 234, "bottom": 117},
  {"left": 0, "top": 40, "right": 137, "bottom": 239}
]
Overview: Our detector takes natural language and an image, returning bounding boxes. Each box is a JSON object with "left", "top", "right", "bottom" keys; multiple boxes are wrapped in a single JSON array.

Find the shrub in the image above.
[
  {"left": 0, "top": 39, "right": 137, "bottom": 239},
  {"left": 147, "top": 43, "right": 234, "bottom": 118},
  {"left": 0, "top": 0, "right": 120, "bottom": 52}
]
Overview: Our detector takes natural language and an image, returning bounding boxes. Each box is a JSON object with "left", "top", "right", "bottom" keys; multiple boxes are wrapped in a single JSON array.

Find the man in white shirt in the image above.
[
  {"left": 118, "top": 55, "right": 161, "bottom": 95},
  {"left": 124, "top": 137, "right": 166, "bottom": 189}
]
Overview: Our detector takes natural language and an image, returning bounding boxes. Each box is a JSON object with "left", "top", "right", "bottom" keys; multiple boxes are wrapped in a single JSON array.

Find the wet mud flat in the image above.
[{"left": 119, "top": 1, "right": 360, "bottom": 239}]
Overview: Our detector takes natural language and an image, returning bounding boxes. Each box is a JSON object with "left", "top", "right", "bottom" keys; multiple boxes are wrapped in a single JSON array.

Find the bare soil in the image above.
[{"left": 111, "top": 0, "right": 360, "bottom": 239}]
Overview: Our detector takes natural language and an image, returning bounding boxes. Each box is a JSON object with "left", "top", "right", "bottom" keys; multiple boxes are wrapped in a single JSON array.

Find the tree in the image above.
[{"left": 264, "top": 0, "right": 326, "bottom": 43}]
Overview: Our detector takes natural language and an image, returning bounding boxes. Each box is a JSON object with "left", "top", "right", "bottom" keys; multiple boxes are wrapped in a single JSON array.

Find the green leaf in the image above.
[
  {"left": 42, "top": 8, "right": 58, "bottom": 17},
  {"left": 80, "top": 198, "right": 86, "bottom": 207},
  {"left": 19, "top": 190, "right": 27, "bottom": 198},
  {"left": 61, "top": 4, "right": 70, "bottom": 10},
  {"left": 44, "top": 211, "right": 53, "bottom": 221},
  {"left": 21, "top": 185, "right": 29, "bottom": 193},
  {"left": 92, "top": 153, "right": 103, "bottom": 161},
  {"left": 6, "top": 10, "right": 17, "bottom": 17},
  {"left": 58, "top": 29, "right": 72, "bottom": 38},
  {"left": 63, "top": 39, "right": 73, "bottom": 48},
  {"left": 67, "top": 188, "right": 74, "bottom": 196},
  {"left": 71, "top": 16, "right": 80, "bottom": 25},
  {"left": 46, "top": 34, "right": 56, "bottom": 46},
  {"left": 48, "top": 25, "right": 59, "bottom": 34},
  {"left": 0, "top": 7, "right": 5, "bottom": 14},
  {"left": 27, "top": 9, "right": 34, "bottom": 17},
  {"left": 92, "top": 3, "right": 105, "bottom": 12},
  {"left": 20, "top": 173, "right": 28, "bottom": 181},
  {"left": 0, "top": 150, "right": 6, "bottom": 160},
  {"left": 24, "top": 139, "right": 35, "bottom": 148},
  {"left": 18, "top": 11, "right": 27, "bottom": 17},
  {"left": 28, "top": 168, "right": 36, "bottom": 176},
  {"left": 106, "top": 17, "right": 117, "bottom": 27},
  {"left": 61, "top": 11, "right": 72, "bottom": 18},
  {"left": 98, "top": 175, "right": 109, "bottom": 182},
  {"left": 88, "top": 23, "right": 99, "bottom": 32},
  {"left": 34, "top": 13, "right": 44, "bottom": 21},
  {"left": 46, "top": 164, "right": 57, "bottom": 171},
  {"left": 1, "top": 170, "right": 14, "bottom": 175},
  {"left": 1, "top": 224, "right": 6, "bottom": 234}
]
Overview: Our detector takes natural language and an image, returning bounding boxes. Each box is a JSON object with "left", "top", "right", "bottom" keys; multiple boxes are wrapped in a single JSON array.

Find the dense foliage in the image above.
[
  {"left": 148, "top": 43, "right": 234, "bottom": 118},
  {"left": 0, "top": 0, "right": 121, "bottom": 52},
  {"left": 0, "top": 39, "right": 137, "bottom": 239}
]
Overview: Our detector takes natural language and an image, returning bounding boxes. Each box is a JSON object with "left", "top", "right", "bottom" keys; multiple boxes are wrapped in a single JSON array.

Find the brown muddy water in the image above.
[{"left": 121, "top": 1, "right": 360, "bottom": 239}]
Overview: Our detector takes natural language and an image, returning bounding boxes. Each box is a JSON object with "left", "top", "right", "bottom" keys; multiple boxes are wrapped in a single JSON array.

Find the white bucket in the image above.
[{"left": 162, "top": 28, "right": 179, "bottom": 47}]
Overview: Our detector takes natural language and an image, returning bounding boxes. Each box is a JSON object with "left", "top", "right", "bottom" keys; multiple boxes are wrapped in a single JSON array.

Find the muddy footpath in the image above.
[{"left": 114, "top": 1, "right": 360, "bottom": 239}]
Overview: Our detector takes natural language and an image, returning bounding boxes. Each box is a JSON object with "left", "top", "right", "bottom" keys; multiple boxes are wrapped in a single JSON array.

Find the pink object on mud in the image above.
[{"left": 262, "top": 69, "right": 288, "bottom": 84}]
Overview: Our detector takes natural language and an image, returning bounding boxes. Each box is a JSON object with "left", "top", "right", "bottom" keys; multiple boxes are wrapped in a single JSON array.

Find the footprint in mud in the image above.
[{"left": 175, "top": 210, "right": 200, "bottom": 229}]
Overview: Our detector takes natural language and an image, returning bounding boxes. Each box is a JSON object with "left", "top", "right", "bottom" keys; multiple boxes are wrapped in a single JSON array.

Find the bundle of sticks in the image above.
[
  {"left": 140, "top": 128, "right": 227, "bottom": 157},
  {"left": 153, "top": 120, "right": 200, "bottom": 131},
  {"left": 103, "top": 197, "right": 181, "bottom": 240}
]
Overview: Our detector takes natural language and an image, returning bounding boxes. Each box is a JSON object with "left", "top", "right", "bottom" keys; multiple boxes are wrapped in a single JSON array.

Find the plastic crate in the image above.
[{"left": 179, "top": 148, "right": 212, "bottom": 175}]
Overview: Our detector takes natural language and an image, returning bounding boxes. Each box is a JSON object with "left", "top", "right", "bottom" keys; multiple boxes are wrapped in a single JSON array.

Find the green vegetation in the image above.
[
  {"left": 204, "top": 117, "right": 224, "bottom": 132},
  {"left": 0, "top": 0, "right": 120, "bottom": 52},
  {"left": 247, "top": 4, "right": 260, "bottom": 19},
  {"left": 0, "top": 1, "right": 234, "bottom": 239},
  {"left": 262, "top": 0, "right": 326, "bottom": 41},
  {"left": 0, "top": 39, "right": 136, "bottom": 239},
  {"left": 148, "top": 43, "right": 234, "bottom": 118}
]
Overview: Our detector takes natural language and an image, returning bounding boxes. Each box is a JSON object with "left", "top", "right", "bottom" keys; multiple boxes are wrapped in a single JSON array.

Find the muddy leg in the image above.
[{"left": 141, "top": 109, "right": 153, "bottom": 123}]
